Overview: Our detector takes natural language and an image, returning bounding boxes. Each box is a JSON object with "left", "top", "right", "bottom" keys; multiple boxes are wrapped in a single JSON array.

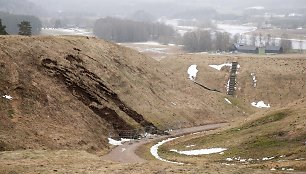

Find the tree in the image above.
[
  {"left": 215, "top": 32, "right": 231, "bottom": 52},
  {"left": 280, "top": 33, "right": 292, "bottom": 53},
  {"left": 54, "top": 19, "right": 62, "bottom": 28},
  {"left": 232, "top": 34, "right": 240, "bottom": 44},
  {"left": 250, "top": 33, "right": 257, "bottom": 46},
  {"left": 266, "top": 34, "right": 272, "bottom": 46},
  {"left": 0, "top": 19, "right": 8, "bottom": 35},
  {"left": 18, "top": 21, "right": 32, "bottom": 36}
]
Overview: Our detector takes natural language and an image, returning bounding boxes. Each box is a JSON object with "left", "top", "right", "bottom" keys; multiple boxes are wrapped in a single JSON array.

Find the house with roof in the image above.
[
  {"left": 231, "top": 43, "right": 259, "bottom": 54},
  {"left": 265, "top": 45, "right": 283, "bottom": 54},
  {"left": 230, "top": 43, "right": 283, "bottom": 54}
]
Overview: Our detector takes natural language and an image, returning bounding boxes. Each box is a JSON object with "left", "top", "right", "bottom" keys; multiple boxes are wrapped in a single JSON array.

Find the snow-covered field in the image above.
[
  {"left": 40, "top": 28, "right": 93, "bottom": 36},
  {"left": 217, "top": 23, "right": 257, "bottom": 35}
]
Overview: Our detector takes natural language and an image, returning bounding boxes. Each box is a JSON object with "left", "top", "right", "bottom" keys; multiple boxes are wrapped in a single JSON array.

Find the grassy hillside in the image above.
[
  {"left": 159, "top": 99, "right": 306, "bottom": 171},
  {"left": 0, "top": 35, "right": 244, "bottom": 151},
  {"left": 161, "top": 53, "right": 306, "bottom": 108}
]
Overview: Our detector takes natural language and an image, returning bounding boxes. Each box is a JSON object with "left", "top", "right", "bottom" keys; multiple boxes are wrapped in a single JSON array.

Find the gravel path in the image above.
[{"left": 101, "top": 123, "right": 227, "bottom": 163}]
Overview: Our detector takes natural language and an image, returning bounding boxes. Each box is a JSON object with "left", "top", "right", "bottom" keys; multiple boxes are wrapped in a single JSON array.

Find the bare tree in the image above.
[
  {"left": 250, "top": 33, "right": 257, "bottom": 46},
  {"left": 215, "top": 32, "right": 230, "bottom": 52},
  {"left": 280, "top": 33, "right": 292, "bottom": 53}
]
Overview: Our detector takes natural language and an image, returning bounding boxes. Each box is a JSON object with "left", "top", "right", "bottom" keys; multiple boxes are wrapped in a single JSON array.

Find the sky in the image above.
[{"left": 27, "top": 0, "right": 306, "bottom": 17}]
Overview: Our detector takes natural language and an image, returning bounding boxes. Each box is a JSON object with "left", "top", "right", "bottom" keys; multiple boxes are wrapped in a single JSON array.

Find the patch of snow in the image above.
[
  {"left": 262, "top": 156, "right": 275, "bottom": 161},
  {"left": 187, "top": 65, "right": 198, "bottom": 81},
  {"left": 287, "top": 168, "right": 294, "bottom": 171},
  {"left": 226, "top": 158, "right": 233, "bottom": 161},
  {"left": 271, "top": 168, "right": 276, "bottom": 171},
  {"left": 226, "top": 79, "right": 230, "bottom": 93},
  {"left": 251, "top": 73, "right": 257, "bottom": 88},
  {"left": 132, "top": 41, "right": 163, "bottom": 46},
  {"left": 108, "top": 138, "right": 123, "bottom": 146},
  {"left": 108, "top": 138, "right": 131, "bottom": 146},
  {"left": 171, "top": 102, "right": 177, "bottom": 106},
  {"left": 150, "top": 138, "right": 184, "bottom": 164},
  {"left": 251, "top": 101, "right": 271, "bottom": 108},
  {"left": 2, "top": 95, "right": 13, "bottom": 100},
  {"left": 209, "top": 63, "right": 232, "bottom": 71},
  {"left": 170, "top": 148, "right": 227, "bottom": 156},
  {"left": 239, "top": 159, "right": 247, "bottom": 162},
  {"left": 222, "top": 163, "right": 235, "bottom": 166},
  {"left": 41, "top": 28, "right": 93, "bottom": 36},
  {"left": 224, "top": 98, "right": 232, "bottom": 104},
  {"left": 121, "top": 148, "right": 126, "bottom": 152},
  {"left": 186, "top": 145, "right": 196, "bottom": 148}
]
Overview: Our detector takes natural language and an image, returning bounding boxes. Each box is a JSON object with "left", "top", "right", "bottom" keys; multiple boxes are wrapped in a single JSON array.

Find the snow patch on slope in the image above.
[
  {"left": 150, "top": 138, "right": 184, "bottom": 164},
  {"left": 251, "top": 101, "right": 270, "bottom": 108},
  {"left": 170, "top": 148, "right": 227, "bottom": 156},
  {"left": 187, "top": 65, "right": 198, "bottom": 81},
  {"left": 2, "top": 95, "right": 13, "bottom": 100}
]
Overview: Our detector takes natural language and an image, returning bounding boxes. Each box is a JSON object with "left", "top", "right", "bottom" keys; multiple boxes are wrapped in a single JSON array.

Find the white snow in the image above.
[
  {"left": 226, "top": 158, "right": 233, "bottom": 161},
  {"left": 170, "top": 148, "right": 227, "bottom": 156},
  {"left": 186, "top": 145, "right": 196, "bottom": 148},
  {"left": 251, "top": 101, "right": 271, "bottom": 108},
  {"left": 209, "top": 63, "right": 232, "bottom": 71},
  {"left": 271, "top": 168, "right": 277, "bottom": 171},
  {"left": 2, "top": 95, "right": 13, "bottom": 100},
  {"left": 262, "top": 156, "right": 275, "bottom": 161},
  {"left": 41, "top": 28, "right": 93, "bottom": 36},
  {"left": 187, "top": 65, "right": 198, "bottom": 81},
  {"left": 108, "top": 138, "right": 131, "bottom": 146},
  {"left": 150, "top": 137, "right": 184, "bottom": 164},
  {"left": 251, "top": 73, "right": 257, "bottom": 88},
  {"left": 133, "top": 41, "right": 163, "bottom": 46},
  {"left": 226, "top": 79, "right": 230, "bottom": 93},
  {"left": 224, "top": 98, "right": 232, "bottom": 104},
  {"left": 121, "top": 148, "right": 126, "bottom": 152},
  {"left": 217, "top": 24, "right": 257, "bottom": 35}
]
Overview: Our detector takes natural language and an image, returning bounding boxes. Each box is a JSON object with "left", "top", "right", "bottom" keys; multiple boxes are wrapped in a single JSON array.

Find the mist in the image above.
[{"left": 26, "top": 0, "right": 306, "bottom": 18}]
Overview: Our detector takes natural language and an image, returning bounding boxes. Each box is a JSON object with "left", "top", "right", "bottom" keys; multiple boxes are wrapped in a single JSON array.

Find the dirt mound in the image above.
[{"left": 0, "top": 36, "right": 242, "bottom": 151}]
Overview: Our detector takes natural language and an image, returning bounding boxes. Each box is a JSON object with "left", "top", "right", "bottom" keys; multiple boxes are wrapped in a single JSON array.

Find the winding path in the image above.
[{"left": 101, "top": 123, "right": 227, "bottom": 163}]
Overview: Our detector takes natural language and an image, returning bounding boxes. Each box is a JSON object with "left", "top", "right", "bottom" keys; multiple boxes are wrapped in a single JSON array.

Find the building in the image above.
[
  {"left": 265, "top": 45, "right": 283, "bottom": 54},
  {"left": 231, "top": 43, "right": 283, "bottom": 54},
  {"left": 231, "top": 44, "right": 259, "bottom": 54}
]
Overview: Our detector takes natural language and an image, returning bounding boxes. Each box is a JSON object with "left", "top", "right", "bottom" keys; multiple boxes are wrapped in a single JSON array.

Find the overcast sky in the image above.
[{"left": 27, "top": 0, "right": 306, "bottom": 17}]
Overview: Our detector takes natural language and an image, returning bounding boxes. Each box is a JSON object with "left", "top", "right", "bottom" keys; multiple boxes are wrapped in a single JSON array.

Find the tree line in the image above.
[
  {"left": 0, "top": 12, "right": 41, "bottom": 35},
  {"left": 182, "top": 30, "right": 232, "bottom": 52},
  {"left": 1, "top": 18, "right": 33, "bottom": 36},
  {"left": 93, "top": 17, "right": 175, "bottom": 43}
]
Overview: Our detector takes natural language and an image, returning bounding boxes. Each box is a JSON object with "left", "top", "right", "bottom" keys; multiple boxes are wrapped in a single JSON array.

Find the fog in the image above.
[{"left": 26, "top": 0, "right": 306, "bottom": 18}]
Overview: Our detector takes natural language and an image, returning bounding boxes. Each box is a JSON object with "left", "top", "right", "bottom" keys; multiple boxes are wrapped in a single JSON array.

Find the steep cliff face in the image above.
[{"left": 0, "top": 36, "right": 239, "bottom": 151}]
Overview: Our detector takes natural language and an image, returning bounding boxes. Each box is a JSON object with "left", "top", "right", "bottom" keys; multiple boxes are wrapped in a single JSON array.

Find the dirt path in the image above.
[{"left": 101, "top": 123, "right": 227, "bottom": 163}]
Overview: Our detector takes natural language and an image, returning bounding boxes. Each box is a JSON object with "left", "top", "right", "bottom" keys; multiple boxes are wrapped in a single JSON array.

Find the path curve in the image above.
[{"left": 101, "top": 123, "right": 227, "bottom": 163}]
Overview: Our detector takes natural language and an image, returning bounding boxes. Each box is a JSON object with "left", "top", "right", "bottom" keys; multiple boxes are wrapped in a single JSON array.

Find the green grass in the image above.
[
  {"left": 239, "top": 110, "right": 289, "bottom": 130},
  {"left": 160, "top": 109, "right": 306, "bottom": 163}
]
